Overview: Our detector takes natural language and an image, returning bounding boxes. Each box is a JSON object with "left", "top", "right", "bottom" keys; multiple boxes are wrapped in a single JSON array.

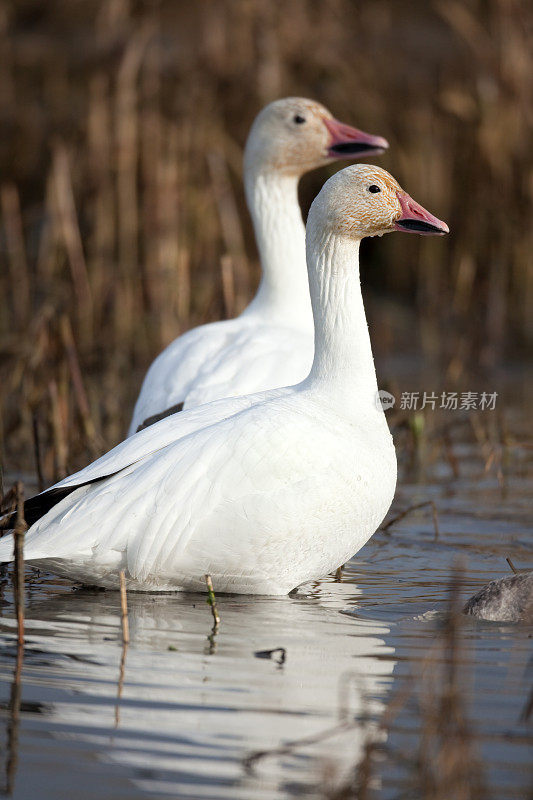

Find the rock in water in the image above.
[{"left": 463, "top": 572, "right": 533, "bottom": 622}]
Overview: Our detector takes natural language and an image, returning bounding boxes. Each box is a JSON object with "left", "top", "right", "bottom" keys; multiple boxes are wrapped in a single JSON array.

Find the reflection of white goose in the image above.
[
  {"left": 128, "top": 97, "right": 388, "bottom": 433},
  {"left": 0, "top": 166, "right": 448, "bottom": 594},
  {"left": 1, "top": 582, "right": 395, "bottom": 799}
]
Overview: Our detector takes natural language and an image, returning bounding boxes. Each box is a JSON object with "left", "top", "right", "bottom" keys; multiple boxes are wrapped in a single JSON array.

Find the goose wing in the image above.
[
  {"left": 128, "top": 319, "right": 242, "bottom": 435},
  {"left": 14, "top": 392, "right": 314, "bottom": 584},
  {"left": 1, "top": 391, "right": 273, "bottom": 532},
  {"left": 128, "top": 319, "right": 312, "bottom": 434}
]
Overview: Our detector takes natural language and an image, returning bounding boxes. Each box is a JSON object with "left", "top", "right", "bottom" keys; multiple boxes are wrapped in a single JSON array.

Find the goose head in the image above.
[
  {"left": 244, "top": 98, "right": 388, "bottom": 177},
  {"left": 309, "top": 164, "right": 449, "bottom": 240}
]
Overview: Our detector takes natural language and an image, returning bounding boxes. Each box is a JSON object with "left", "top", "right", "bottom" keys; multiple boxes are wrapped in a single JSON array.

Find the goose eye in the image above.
[
  {"left": 293, "top": 115, "right": 306, "bottom": 124},
  {"left": 368, "top": 185, "right": 381, "bottom": 193}
]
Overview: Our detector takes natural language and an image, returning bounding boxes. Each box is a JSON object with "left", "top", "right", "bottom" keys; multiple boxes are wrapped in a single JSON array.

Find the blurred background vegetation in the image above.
[{"left": 0, "top": 0, "right": 531, "bottom": 481}]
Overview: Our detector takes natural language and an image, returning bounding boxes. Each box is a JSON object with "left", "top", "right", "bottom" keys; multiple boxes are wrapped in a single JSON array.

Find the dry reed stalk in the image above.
[
  {"left": 442, "top": 427, "right": 460, "bottom": 480},
  {"left": 0, "top": 1, "right": 531, "bottom": 477},
  {"left": 170, "top": 117, "right": 193, "bottom": 325},
  {"left": 59, "top": 314, "right": 101, "bottom": 456},
  {"left": 115, "top": 25, "right": 153, "bottom": 345},
  {"left": 506, "top": 557, "right": 518, "bottom": 575},
  {"left": 256, "top": 3, "right": 283, "bottom": 104},
  {"left": 207, "top": 150, "right": 250, "bottom": 311},
  {"left": 31, "top": 413, "right": 45, "bottom": 493},
  {"left": 140, "top": 39, "right": 162, "bottom": 317},
  {"left": 58, "top": 365, "right": 71, "bottom": 462},
  {"left": 451, "top": 253, "right": 476, "bottom": 317},
  {"left": 468, "top": 413, "right": 493, "bottom": 466},
  {"left": 51, "top": 143, "right": 93, "bottom": 326},
  {"left": 48, "top": 379, "right": 68, "bottom": 480},
  {"left": 34, "top": 174, "right": 56, "bottom": 280},
  {"left": 0, "top": 484, "right": 15, "bottom": 519},
  {"left": 87, "top": 73, "right": 115, "bottom": 329},
  {"left": 220, "top": 254, "right": 236, "bottom": 319},
  {"left": 119, "top": 569, "right": 130, "bottom": 645},
  {"left": 175, "top": 243, "right": 191, "bottom": 327},
  {"left": 205, "top": 574, "right": 220, "bottom": 629},
  {"left": 157, "top": 124, "right": 182, "bottom": 346},
  {"left": 13, "top": 481, "right": 27, "bottom": 646},
  {"left": 0, "top": 6, "right": 14, "bottom": 110},
  {"left": 1, "top": 182, "right": 30, "bottom": 328}
]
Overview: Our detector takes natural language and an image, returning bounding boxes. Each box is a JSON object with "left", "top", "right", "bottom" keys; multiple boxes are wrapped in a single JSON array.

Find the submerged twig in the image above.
[
  {"left": 244, "top": 719, "right": 353, "bottom": 774},
  {"left": 506, "top": 556, "right": 518, "bottom": 575},
  {"left": 119, "top": 570, "right": 130, "bottom": 644},
  {"left": 13, "top": 482, "right": 27, "bottom": 646},
  {"left": 205, "top": 574, "right": 220, "bottom": 629},
  {"left": 381, "top": 500, "right": 440, "bottom": 540},
  {"left": 245, "top": 670, "right": 413, "bottom": 778}
]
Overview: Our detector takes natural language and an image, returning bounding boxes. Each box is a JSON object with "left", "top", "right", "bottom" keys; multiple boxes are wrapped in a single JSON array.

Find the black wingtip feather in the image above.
[
  {"left": 0, "top": 487, "right": 78, "bottom": 535},
  {"left": 23, "top": 487, "right": 79, "bottom": 527},
  {"left": 137, "top": 401, "right": 184, "bottom": 432}
]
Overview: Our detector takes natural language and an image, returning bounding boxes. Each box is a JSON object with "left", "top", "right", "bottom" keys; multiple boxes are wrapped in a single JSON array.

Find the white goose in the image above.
[
  {"left": 128, "top": 97, "right": 388, "bottom": 434},
  {"left": 0, "top": 165, "right": 448, "bottom": 594}
]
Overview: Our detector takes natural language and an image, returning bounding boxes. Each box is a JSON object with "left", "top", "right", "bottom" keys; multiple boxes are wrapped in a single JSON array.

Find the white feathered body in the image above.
[
  {"left": 8, "top": 389, "right": 396, "bottom": 594},
  {"left": 128, "top": 316, "right": 313, "bottom": 435}
]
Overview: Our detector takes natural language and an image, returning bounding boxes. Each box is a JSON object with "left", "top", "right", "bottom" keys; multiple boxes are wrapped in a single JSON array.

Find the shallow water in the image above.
[{"left": 0, "top": 431, "right": 532, "bottom": 799}]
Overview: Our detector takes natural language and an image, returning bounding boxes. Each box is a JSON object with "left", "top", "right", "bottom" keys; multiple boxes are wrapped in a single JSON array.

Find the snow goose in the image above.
[
  {"left": 128, "top": 97, "right": 388, "bottom": 434},
  {"left": 0, "top": 165, "right": 448, "bottom": 594}
]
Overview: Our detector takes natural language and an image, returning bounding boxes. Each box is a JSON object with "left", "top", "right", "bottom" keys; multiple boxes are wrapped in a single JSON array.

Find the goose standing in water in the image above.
[
  {"left": 128, "top": 98, "right": 388, "bottom": 434},
  {"left": 0, "top": 165, "right": 448, "bottom": 594}
]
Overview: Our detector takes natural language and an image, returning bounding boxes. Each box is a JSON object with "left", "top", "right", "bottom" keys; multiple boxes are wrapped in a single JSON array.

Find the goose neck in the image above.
[
  {"left": 305, "top": 232, "right": 381, "bottom": 417},
  {"left": 242, "top": 167, "right": 313, "bottom": 328}
]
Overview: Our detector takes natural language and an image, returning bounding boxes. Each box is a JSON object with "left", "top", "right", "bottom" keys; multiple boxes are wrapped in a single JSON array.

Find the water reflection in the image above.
[
  {"left": 0, "top": 581, "right": 394, "bottom": 799},
  {"left": 2, "top": 644, "right": 23, "bottom": 796},
  {"left": 1, "top": 430, "right": 530, "bottom": 798}
]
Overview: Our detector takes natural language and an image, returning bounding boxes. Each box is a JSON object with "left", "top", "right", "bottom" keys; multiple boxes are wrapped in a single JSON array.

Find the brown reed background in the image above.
[{"left": 0, "top": 0, "right": 531, "bottom": 482}]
